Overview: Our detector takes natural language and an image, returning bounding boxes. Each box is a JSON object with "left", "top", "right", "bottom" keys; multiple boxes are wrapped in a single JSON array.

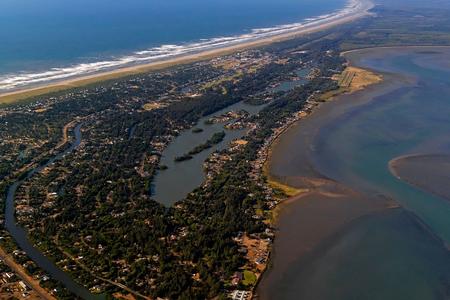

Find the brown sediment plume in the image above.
[
  {"left": 256, "top": 175, "right": 393, "bottom": 300},
  {"left": 256, "top": 48, "right": 396, "bottom": 299}
]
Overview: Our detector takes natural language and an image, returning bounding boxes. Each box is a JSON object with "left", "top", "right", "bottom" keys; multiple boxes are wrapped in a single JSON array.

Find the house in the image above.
[{"left": 230, "top": 290, "right": 250, "bottom": 300}]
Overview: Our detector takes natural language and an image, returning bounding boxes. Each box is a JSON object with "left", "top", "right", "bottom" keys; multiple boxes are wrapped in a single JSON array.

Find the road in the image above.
[{"left": 0, "top": 246, "right": 56, "bottom": 300}]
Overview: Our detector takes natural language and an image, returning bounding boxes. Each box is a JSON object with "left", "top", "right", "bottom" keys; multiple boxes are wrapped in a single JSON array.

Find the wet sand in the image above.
[
  {"left": 257, "top": 47, "right": 450, "bottom": 299},
  {"left": 390, "top": 154, "right": 450, "bottom": 201},
  {"left": 0, "top": 0, "right": 373, "bottom": 105},
  {"left": 257, "top": 177, "right": 391, "bottom": 299},
  {"left": 257, "top": 55, "right": 401, "bottom": 299},
  {"left": 260, "top": 207, "right": 450, "bottom": 300}
]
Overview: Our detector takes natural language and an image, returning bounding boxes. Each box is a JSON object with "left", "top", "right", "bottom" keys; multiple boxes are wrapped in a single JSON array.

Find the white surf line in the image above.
[{"left": 0, "top": 0, "right": 371, "bottom": 93}]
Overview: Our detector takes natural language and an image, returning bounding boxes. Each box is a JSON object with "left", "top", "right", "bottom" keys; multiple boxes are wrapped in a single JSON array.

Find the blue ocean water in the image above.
[{"left": 0, "top": 0, "right": 347, "bottom": 90}]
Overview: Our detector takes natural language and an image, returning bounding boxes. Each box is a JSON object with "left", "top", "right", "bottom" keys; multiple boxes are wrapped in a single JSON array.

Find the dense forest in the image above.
[{"left": 0, "top": 25, "right": 347, "bottom": 299}]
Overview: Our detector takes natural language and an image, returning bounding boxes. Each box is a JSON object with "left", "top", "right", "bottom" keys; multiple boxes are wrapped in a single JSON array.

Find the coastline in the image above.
[
  {"left": 256, "top": 47, "right": 395, "bottom": 298},
  {"left": 341, "top": 44, "right": 450, "bottom": 56},
  {"left": 0, "top": 0, "right": 373, "bottom": 105},
  {"left": 263, "top": 46, "right": 418, "bottom": 228},
  {"left": 389, "top": 153, "right": 450, "bottom": 202},
  {"left": 258, "top": 45, "right": 450, "bottom": 298},
  {"left": 263, "top": 59, "right": 384, "bottom": 191}
]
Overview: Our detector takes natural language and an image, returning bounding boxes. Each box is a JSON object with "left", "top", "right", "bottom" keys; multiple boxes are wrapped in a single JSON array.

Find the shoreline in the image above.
[
  {"left": 0, "top": 0, "right": 373, "bottom": 105},
  {"left": 389, "top": 153, "right": 450, "bottom": 203},
  {"left": 341, "top": 44, "right": 450, "bottom": 56},
  {"left": 388, "top": 153, "right": 429, "bottom": 180},
  {"left": 262, "top": 46, "right": 425, "bottom": 230},
  {"left": 263, "top": 60, "right": 384, "bottom": 192},
  {"left": 256, "top": 47, "right": 396, "bottom": 298},
  {"left": 259, "top": 64, "right": 384, "bottom": 200},
  {"left": 258, "top": 45, "right": 450, "bottom": 298}
]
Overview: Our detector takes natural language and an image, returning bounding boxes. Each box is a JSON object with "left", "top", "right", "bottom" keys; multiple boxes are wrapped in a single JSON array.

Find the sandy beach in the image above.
[{"left": 0, "top": 0, "right": 373, "bottom": 104}]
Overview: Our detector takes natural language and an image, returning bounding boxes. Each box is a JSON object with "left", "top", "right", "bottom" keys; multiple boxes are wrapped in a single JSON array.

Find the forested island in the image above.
[{"left": 175, "top": 131, "right": 226, "bottom": 162}]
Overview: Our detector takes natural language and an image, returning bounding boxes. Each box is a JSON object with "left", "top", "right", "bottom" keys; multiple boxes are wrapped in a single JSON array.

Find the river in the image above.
[{"left": 5, "top": 124, "right": 98, "bottom": 299}]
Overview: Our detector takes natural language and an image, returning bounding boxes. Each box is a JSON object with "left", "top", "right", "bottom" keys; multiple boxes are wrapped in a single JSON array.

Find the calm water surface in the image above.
[
  {"left": 5, "top": 124, "right": 100, "bottom": 299},
  {"left": 315, "top": 50, "right": 450, "bottom": 243},
  {"left": 263, "top": 48, "right": 450, "bottom": 299},
  {"left": 153, "top": 101, "right": 265, "bottom": 206}
]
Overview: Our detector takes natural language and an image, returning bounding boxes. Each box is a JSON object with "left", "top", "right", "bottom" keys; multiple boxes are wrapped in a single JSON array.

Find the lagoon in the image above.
[{"left": 153, "top": 101, "right": 266, "bottom": 206}]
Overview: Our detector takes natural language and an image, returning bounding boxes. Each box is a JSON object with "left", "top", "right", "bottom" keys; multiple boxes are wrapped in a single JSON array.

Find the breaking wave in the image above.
[{"left": 0, "top": 0, "right": 362, "bottom": 92}]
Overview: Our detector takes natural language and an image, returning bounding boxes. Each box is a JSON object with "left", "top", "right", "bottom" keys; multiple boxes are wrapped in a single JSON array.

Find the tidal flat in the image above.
[
  {"left": 390, "top": 154, "right": 450, "bottom": 202},
  {"left": 258, "top": 47, "right": 450, "bottom": 299}
]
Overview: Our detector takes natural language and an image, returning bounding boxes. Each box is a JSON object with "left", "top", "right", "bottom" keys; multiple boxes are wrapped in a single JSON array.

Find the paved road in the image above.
[{"left": 0, "top": 246, "right": 56, "bottom": 300}]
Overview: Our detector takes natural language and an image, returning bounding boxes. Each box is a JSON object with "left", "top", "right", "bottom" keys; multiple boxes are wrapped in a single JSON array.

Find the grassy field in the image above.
[
  {"left": 266, "top": 178, "right": 303, "bottom": 198},
  {"left": 242, "top": 270, "right": 257, "bottom": 286},
  {"left": 341, "top": 3, "right": 450, "bottom": 50},
  {"left": 340, "top": 66, "right": 383, "bottom": 91},
  {"left": 321, "top": 66, "right": 382, "bottom": 101}
]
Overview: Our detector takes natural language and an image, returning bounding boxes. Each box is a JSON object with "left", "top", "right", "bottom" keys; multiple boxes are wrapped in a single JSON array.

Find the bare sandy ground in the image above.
[{"left": 0, "top": 0, "right": 374, "bottom": 104}]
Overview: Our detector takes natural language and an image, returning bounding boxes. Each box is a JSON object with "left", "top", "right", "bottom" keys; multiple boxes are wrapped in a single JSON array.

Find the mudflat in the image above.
[
  {"left": 390, "top": 154, "right": 450, "bottom": 201},
  {"left": 258, "top": 47, "right": 450, "bottom": 299}
]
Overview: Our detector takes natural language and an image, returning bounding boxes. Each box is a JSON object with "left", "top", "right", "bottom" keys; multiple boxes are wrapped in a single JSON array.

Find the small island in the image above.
[
  {"left": 174, "top": 154, "right": 194, "bottom": 162},
  {"left": 192, "top": 128, "right": 204, "bottom": 133}
]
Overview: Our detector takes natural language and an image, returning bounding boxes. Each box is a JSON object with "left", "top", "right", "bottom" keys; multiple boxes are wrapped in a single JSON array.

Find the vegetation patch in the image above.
[
  {"left": 175, "top": 131, "right": 226, "bottom": 162},
  {"left": 242, "top": 270, "right": 257, "bottom": 286}
]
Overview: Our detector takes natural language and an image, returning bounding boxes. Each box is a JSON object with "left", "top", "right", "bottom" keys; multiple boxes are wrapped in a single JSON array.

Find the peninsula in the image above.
[{"left": 2, "top": 0, "right": 450, "bottom": 299}]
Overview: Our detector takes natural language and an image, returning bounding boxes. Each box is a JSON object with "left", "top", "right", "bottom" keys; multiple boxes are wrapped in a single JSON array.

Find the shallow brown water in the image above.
[
  {"left": 390, "top": 154, "right": 450, "bottom": 201},
  {"left": 258, "top": 47, "right": 450, "bottom": 300}
]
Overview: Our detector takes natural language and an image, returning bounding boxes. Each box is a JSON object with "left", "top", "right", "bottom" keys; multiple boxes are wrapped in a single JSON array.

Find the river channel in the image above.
[{"left": 5, "top": 124, "right": 98, "bottom": 299}]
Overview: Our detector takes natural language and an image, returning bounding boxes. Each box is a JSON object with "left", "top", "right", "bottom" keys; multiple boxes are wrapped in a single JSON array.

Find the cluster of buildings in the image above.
[
  {"left": 0, "top": 248, "right": 51, "bottom": 299},
  {"left": 229, "top": 289, "right": 251, "bottom": 300},
  {"left": 0, "top": 269, "right": 32, "bottom": 299},
  {"left": 0, "top": 42, "right": 325, "bottom": 298},
  {"left": 205, "top": 110, "right": 249, "bottom": 125},
  {"left": 211, "top": 50, "right": 274, "bottom": 74},
  {"left": 226, "top": 91, "right": 325, "bottom": 299}
]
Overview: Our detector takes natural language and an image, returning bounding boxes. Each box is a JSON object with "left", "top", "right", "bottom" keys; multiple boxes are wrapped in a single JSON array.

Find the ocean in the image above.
[{"left": 0, "top": 0, "right": 348, "bottom": 91}]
